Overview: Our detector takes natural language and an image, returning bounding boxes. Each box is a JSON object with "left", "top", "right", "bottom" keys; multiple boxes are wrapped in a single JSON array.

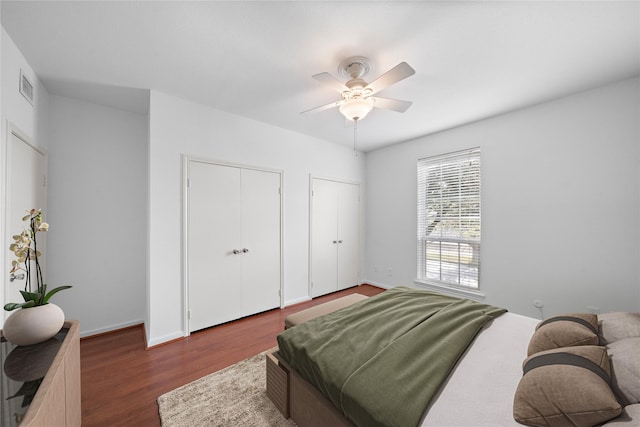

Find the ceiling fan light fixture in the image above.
[
  {"left": 339, "top": 97, "right": 374, "bottom": 121},
  {"left": 302, "top": 57, "right": 415, "bottom": 125}
]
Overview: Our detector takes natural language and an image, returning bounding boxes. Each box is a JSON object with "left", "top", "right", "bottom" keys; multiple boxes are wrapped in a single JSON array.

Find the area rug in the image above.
[{"left": 157, "top": 348, "right": 296, "bottom": 427}]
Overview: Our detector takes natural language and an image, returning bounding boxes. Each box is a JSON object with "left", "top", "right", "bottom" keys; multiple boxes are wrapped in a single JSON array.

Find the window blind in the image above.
[{"left": 417, "top": 148, "right": 481, "bottom": 288}]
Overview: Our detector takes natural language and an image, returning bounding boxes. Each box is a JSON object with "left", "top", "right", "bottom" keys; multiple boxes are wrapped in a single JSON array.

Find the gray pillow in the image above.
[
  {"left": 599, "top": 312, "right": 640, "bottom": 345},
  {"left": 607, "top": 337, "right": 640, "bottom": 405}
]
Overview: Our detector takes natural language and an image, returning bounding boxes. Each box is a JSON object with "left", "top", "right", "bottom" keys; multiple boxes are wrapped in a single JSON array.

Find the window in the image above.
[{"left": 417, "top": 148, "right": 481, "bottom": 289}]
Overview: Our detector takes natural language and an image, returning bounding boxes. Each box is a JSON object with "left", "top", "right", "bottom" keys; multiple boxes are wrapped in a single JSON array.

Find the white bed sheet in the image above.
[{"left": 420, "top": 312, "right": 538, "bottom": 427}]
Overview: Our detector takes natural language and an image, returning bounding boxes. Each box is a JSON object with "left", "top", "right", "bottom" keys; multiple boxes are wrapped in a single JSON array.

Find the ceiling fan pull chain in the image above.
[{"left": 353, "top": 118, "right": 358, "bottom": 157}]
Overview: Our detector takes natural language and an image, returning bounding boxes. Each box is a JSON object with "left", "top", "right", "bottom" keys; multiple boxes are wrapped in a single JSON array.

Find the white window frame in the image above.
[{"left": 415, "top": 148, "right": 484, "bottom": 300}]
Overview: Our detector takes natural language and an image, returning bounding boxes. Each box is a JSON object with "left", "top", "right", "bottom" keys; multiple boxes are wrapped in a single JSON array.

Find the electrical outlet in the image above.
[{"left": 533, "top": 300, "right": 544, "bottom": 309}]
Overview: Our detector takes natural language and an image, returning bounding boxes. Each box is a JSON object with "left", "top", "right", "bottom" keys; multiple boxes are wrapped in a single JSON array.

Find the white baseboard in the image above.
[
  {"left": 284, "top": 295, "right": 312, "bottom": 307},
  {"left": 80, "top": 319, "right": 145, "bottom": 338},
  {"left": 361, "top": 280, "right": 392, "bottom": 289},
  {"left": 92, "top": 283, "right": 388, "bottom": 345},
  {"left": 283, "top": 282, "right": 385, "bottom": 306},
  {"left": 146, "top": 330, "right": 185, "bottom": 348}
]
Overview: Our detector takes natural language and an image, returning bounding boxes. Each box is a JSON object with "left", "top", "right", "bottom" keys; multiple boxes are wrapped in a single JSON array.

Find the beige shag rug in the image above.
[{"left": 157, "top": 349, "right": 296, "bottom": 427}]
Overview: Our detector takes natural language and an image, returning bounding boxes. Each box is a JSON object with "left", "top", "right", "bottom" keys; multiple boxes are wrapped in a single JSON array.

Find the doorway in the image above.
[{"left": 4, "top": 125, "right": 48, "bottom": 321}]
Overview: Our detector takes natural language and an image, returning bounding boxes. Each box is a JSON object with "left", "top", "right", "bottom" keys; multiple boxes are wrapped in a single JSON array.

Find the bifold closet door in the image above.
[
  {"left": 187, "top": 162, "right": 281, "bottom": 333},
  {"left": 337, "top": 182, "right": 359, "bottom": 290},
  {"left": 188, "top": 162, "right": 242, "bottom": 331},
  {"left": 188, "top": 161, "right": 242, "bottom": 332},
  {"left": 240, "top": 168, "right": 281, "bottom": 317},
  {"left": 310, "top": 178, "right": 360, "bottom": 298},
  {"left": 310, "top": 179, "right": 340, "bottom": 297}
]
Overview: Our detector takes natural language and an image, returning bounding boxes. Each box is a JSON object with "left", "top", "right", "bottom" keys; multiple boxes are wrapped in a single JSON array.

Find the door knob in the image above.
[
  {"left": 338, "top": 240, "right": 343, "bottom": 243},
  {"left": 232, "top": 249, "right": 240, "bottom": 254},
  {"left": 333, "top": 240, "right": 338, "bottom": 244},
  {"left": 242, "top": 248, "right": 249, "bottom": 253}
]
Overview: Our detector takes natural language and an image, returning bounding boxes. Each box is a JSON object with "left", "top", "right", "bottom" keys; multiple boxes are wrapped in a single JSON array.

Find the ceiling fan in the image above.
[{"left": 302, "top": 56, "right": 415, "bottom": 122}]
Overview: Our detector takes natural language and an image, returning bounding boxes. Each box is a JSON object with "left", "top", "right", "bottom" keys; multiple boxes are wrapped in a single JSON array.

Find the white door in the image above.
[
  {"left": 187, "top": 162, "right": 242, "bottom": 331},
  {"left": 240, "top": 168, "right": 281, "bottom": 316},
  {"left": 310, "top": 179, "right": 339, "bottom": 297},
  {"left": 337, "top": 182, "right": 359, "bottom": 290},
  {"left": 4, "top": 128, "right": 47, "bottom": 321},
  {"left": 187, "top": 161, "right": 281, "bottom": 332}
]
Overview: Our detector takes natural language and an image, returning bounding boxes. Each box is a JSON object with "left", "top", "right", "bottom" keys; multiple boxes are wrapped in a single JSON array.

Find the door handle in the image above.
[
  {"left": 338, "top": 240, "right": 343, "bottom": 243},
  {"left": 10, "top": 273, "right": 25, "bottom": 282},
  {"left": 242, "top": 248, "right": 249, "bottom": 253},
  {"left": 232, "top": 249, "right": 241, "bottom": 255},
  {"left": 333, "top": 240, "right": 338, "bottom": 244}
]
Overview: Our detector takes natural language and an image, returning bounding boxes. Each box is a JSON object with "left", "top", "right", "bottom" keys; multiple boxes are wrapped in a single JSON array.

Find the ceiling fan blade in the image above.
[
  {"left": 312, "top": 72, "right": 349, "bottom": 93},
  {"left": 300, "top": 98, "right": 344, "bottom": 115},
  {"left": 366, "top": 62, "right": 415, "bottom": 95},
  {"left": 371, "top": 97, "right": 412, "bottom": 113}
]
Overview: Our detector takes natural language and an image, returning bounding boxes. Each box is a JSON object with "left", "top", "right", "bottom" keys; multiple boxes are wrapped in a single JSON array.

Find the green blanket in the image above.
[{"left": 277, "top": 287, "right": 506, "bottom": 427}]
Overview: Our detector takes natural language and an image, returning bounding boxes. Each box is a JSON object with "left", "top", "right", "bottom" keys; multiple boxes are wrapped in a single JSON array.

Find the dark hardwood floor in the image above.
[{"left": 80, "top": 284, "right": 384, "bottom": 426}]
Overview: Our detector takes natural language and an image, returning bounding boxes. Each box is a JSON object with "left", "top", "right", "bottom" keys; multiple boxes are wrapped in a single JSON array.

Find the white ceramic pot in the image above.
[{"left": 2, "top": 303, "right": 65, "bottom": 346}]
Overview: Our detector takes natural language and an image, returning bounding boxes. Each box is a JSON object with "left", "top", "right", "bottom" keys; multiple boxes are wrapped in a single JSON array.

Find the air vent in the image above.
[{"left": 19, "top": 69, "right": 34, "bottom": 105}]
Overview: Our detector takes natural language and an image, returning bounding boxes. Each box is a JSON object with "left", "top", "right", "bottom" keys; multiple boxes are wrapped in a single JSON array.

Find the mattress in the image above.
[{"left": 420, "top": 311, "right": 539, "bottom": 426}]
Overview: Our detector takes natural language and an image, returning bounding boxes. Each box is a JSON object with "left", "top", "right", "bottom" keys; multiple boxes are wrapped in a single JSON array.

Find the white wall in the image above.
[
  {"left": 147, "top": 91, "right": 366, "bottom": 346},
  {"left": 46, "top": 95, "right": 148, "bottom": 336},
  {"left": 365, "top": 77, "right": 640, "bottom": 319},
  {"left": 1, "top": 28, "right": 50, "bottom": 323}
]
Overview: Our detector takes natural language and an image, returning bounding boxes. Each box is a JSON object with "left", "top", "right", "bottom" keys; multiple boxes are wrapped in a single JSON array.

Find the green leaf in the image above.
[
  {"left": 38, "top": 284, "right": 47, "bottom": 304},
  {"left": 42, "top": 286, "right": 72, "bottom": 304},
  {"left": 4, "top": 300, "right": 36, "bottom": 311},
  {"left": 20, "top": 290, "right": 42, "bottom": 303}
]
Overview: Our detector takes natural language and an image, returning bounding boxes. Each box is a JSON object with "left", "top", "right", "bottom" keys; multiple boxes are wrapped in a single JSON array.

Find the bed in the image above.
[{"left": 271, "top": 287, "right": 640, "bottom": 427}]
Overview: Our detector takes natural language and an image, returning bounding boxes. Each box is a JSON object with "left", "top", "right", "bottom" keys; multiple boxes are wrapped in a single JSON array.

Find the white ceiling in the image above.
[{"left": 2, "top": 1, "right": 639, "bottom": 152}]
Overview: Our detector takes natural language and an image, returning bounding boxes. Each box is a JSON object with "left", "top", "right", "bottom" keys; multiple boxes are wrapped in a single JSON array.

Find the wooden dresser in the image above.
[{"left": 1, "top": 320, "right": 81, "bottom": 426}]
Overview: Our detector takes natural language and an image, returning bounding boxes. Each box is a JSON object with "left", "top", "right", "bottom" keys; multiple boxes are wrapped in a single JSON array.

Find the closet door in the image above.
[
  {"left": 310, "top": 178, "right": 360, "bottom": 298},
  {"left": 188, "top": 162, "right": 242, "bottom": 331},
  {"left": 337, "top": 182, "right": 360, "bottom": 290},
  {"left": 240, "top": 168, "right": 281, "bottom": 316},
  {"left": 187, "top": 161, "right": 282, "bottom": 333},
  {"left": 310, "top": 179, "right": 339, "bottom": 297},
  {"left": 4, "top": 128, "right": 47, "bottom": 320}
]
